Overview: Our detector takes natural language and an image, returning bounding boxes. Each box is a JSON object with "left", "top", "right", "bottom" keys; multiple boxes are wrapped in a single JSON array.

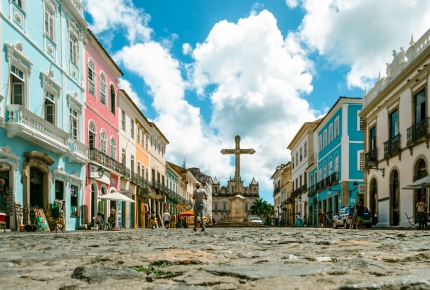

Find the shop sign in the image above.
[
  {"left": 89, "top": 164, "right": 110, "bottom": 184},
  {"left": 359, "top": 184, "right": 366, "bottom": 193}
]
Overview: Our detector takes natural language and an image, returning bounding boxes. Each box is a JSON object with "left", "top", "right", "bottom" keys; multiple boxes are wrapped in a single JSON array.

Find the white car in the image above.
[{"left": 249, "top": 217, "right": 264, "bottom": 224}]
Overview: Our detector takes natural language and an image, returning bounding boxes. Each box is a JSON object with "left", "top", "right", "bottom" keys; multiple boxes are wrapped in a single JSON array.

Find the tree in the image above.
[{"left": 251, "top": 198, "right": 274, "bottom": 219}]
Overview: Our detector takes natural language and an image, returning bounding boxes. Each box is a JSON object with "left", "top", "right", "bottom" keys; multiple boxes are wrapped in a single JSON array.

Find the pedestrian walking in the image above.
[
  {"left": 416, "top": 196, "right": 427, "bottom": 229},
  {"left": 318, "top": 209, "right": 325, "bottom": 228},
  {"left": 354, "top": 201, "right": 365, "bottom": 229},
  {"left": 150, "top": 211, "right": 157, "bottom": 230},
  {"left": 171, "top": 214, "right": 176, "bottom": 229},
  {"left": 163, "top": 210, "right": 171, "bottom": 229},
  {"left": 192, "top": 182, "right": 207, "bottom": 232}
]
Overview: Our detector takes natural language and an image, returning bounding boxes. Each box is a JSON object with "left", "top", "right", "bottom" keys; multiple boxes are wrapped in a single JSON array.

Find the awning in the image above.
[{"left": 402, "top": 175, "right": 430, "bottom": 189}]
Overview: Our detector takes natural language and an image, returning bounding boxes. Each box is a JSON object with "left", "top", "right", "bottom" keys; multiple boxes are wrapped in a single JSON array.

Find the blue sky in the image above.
[{"left": 82, "top": 0, "right": 430, "bottom": 203}]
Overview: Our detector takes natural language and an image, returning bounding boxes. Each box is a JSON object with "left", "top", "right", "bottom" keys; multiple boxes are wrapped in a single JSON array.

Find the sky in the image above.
[{"left": 82, "top": 0, "right": 430, "bottom": 203}]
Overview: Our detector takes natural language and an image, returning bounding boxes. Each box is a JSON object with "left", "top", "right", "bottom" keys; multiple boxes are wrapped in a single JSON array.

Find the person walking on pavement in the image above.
[
  {"left": 163, "top": 210, "right": 171, "bottom": 229},
  {"left": 416, "top": 196, "right": 427, "bottom": 229},
  {"left": 171, "top": 214, "right": 176, "bottom": 229},
  {"left": 192, "top": 181, "right": 207, "bottom": 232},
  {"left": 354, "top": 201, "right": 365, "bottom": 229},
  {"left": 318, "top": 209, "right": 325, "bottom": 228},
  {"left": 150, "top": 211, "right": 157, "bottom": 230}
]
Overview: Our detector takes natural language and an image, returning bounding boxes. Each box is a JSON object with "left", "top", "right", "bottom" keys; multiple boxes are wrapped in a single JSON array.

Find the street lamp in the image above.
[
  {"left": 349, "top": 181, "right": 358, "bottom": 197},
  {"left": 367, "top": 156, "right": 385, "bottom": 177},
  {"left": 97, "top": 166, "right": 105, "bottom": 178}
]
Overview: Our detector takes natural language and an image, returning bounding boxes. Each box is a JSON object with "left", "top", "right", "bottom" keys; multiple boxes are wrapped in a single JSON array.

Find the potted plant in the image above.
[{"left": 87, "top": 222, "right": 93, "bottom": 230}]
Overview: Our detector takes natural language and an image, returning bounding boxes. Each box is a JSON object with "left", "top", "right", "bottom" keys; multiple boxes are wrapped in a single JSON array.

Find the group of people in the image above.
[
  {"left": 149, "top": 181, "right": 209, "bottom": 231},
  {"left": 94, "top": 206, "right": 116, "bottom": 230}
]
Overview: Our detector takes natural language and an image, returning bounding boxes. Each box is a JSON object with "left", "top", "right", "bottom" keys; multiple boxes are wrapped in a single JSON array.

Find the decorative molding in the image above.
[
  {"left": 5, "top": 42, "right": 33, "bottom": 74},
  {"left": 0, "top": 146, "right": 20, "bottom": 161}
]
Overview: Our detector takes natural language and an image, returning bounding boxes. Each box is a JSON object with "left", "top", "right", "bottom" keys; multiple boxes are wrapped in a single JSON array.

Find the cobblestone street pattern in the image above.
[{"left": 1, "top": 228, "right": 430, "bottom": 289}]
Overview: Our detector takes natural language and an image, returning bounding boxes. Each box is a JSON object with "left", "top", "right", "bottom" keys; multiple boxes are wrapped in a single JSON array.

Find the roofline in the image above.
[
  {"left": 287, "top": 119, "right": 322, "bottom": 150},
  {"left": 313, "top": 96, "right": 362, "bottom": 132},
  {"left": 87, "top": 29, "right": 124, "bottom": 77}
]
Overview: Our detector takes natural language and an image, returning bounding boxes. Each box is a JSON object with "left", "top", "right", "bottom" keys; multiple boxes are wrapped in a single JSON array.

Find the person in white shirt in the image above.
[
  {"left": 192, "top": 182, "right": 208, "bottom": 232},
  {"left": 416, "top": 195, "right": 427, "bottom": 229},
  {"left": 163, "top": 210, "right": 171, "bottom": 229}
]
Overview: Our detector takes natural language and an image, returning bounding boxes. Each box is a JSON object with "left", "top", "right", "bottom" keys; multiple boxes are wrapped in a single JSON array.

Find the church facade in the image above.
[{"left": 211, "top": 176, "right": 260, "bottom": 222}]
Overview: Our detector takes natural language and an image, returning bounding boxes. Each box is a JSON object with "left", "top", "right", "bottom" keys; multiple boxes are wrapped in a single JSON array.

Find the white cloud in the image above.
[
  {"left": 182, "top": 43, "right": 192, "bottom": 55},
  {"left": 82, "top": 0, "right": 152, "bottom": 43},
  {"left": 190, "top": 10, "right": 317, "bottom": 188},
  {"left": 286, "top": 0, "right": 300, "bottom": 9},
  {"left": 295, "top": 0, "right": 430, "bottom": 88},
  {"left": 119, "top": 79, "right": 146, "bottom": 111}
]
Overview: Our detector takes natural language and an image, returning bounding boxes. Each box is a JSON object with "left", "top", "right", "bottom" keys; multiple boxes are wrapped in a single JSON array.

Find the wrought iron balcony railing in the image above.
[
  {"left": 273, "top": 186, "right": 281, "bottom": 196},
  {"left": 88, "top": 148, "right": 126, "bottom": 175},
  {"left": 308, "top": 185, "right": 316, "bottom": 197},
  {"left": 365, "top": 148, "right": 378, "bottom": 168},
  {"left": 407, "top": 118, "right": 430, "bottom": 146},
  {"left": 329, "top": 172, "right": 339, "bottom": 185},
  {"left": 384, "top": 134, "right": 401, "bottom": 158}
]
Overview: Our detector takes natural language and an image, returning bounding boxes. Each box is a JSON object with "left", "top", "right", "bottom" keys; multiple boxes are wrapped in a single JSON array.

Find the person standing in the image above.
[
  {"left": 354, "top": 201, "right": 365, "bottom": 229},
  {"left": 171, "top": 214, "right": 176, "bottom": 229},
  {"left": 416, "top": 196, "right": 427, "bottom": 229},
  {"left": 192, "top": 182, "right": 207, "bottom": 232},
  {"left": 163, "top": 210, "right": 171, "bottom": 229},
  {"left": 318, "top": 209, "right": 325, "bottom": 228}
]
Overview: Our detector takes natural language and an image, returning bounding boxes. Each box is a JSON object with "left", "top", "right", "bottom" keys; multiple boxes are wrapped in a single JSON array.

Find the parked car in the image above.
[
  {"left": 332, "top": 206, "right": 372, "bottom": 229},
  {"left": 249, "top": 217, "right": 264, "bottom": 224}
]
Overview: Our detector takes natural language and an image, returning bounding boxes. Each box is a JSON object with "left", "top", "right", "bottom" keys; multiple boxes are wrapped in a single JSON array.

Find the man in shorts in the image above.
[
  {"left": 354, "top": 201, "right": 364, "bottom": 229},
  {"left": 163, "top": 210, "right": 171, "bottom": 229},
  {"left": 193, "top": 181, "right": 207, "bottom": 232}
]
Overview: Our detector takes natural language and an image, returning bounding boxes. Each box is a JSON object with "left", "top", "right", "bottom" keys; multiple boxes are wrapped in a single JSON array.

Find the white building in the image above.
[{"left": 359, "top": 29, "right": 430, "bottom": 227}]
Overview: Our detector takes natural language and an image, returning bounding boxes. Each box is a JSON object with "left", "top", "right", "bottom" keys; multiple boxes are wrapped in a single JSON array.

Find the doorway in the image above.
[
  {"left": 390, "top": 170, "right": 399, "bottom": 226},
  {"left": 30, "top": 167, "right": 44, "bottom": 208},
  {"left": 370, "top": 179, "right": 378, "bottom": 225},
  {"left": 334, "top": 195, "right": 339, "bottom": 214},
  {"left": 0, "top": 168, "right": 11, "bottom": 228},
  {"left": 91, "top": 183, "right": 97, "bottom": 221}
]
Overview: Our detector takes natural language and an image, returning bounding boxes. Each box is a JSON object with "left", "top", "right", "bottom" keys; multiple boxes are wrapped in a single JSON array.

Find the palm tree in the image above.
[{"left": 251, "top": 199, "right": 274, "bottom": 219}]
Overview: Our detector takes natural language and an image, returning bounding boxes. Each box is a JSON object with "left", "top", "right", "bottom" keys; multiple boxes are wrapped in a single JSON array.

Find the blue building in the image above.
[
  {"left": 0, "top": 0, "right": 88, "bottom": 230},
  {"left": 311, "top": 97, "right": 364, "bottom": 223}
]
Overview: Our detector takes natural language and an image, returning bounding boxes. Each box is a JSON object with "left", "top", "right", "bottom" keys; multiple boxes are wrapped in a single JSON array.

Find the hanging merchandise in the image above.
[
  {"left": 145, "top": 201, "right": 151, "bottom": 213},
  {"left": 144, "top": 203, "right": 148, "bottom": 214}
]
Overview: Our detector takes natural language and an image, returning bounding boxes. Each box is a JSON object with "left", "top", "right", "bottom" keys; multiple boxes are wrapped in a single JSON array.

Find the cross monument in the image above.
[{"left": 221, "top": 135, "right": 255, "bottom": 194}]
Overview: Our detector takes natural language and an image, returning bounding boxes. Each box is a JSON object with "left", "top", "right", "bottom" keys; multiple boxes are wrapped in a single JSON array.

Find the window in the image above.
[
  {"left": 334, "top": 117, "right": 339, "bottom": 138},
  {"left": 304, "top": 142, "right": 307, "bottom": 157},
  {"left": 246, "top": 204, "right": 249, "bottom": 211},
  {"left": 300, "top": 148, "right": 302, "bottom": 161},
  {"left": 88, "top": 60, "right": 95, "bottom": 95},
  {"left": 70, "top": 109, "right": 78, "bottom": 139},
  {"left": 100, "top": 73, "right": 106, "bottom": 105},
  {"left": 214, "top": 204, "right": 218, "bottom": 210},
  {"left": 415, "top": 89, "right": 426, "bottom": 124},
  {"left": 329, "top": 161, "right": 332, "bottom": 175},
  {"left": 323, "top": 130, "right": 327, "bottom": 148},
  {"left": 389, "top": 110, "right": 399, "bottom": 138},
  {"left": 122, "top": 148, "right": 126, "bottom": 166},
  {"left": 318, "top": 135, "right": 322, "bottom": 152},
  {"left": 121, "top": 109, "right": 126, "bottom": 130},
  {"left": 357, "top": 110, "right": 363, "bottom": 131},
  {"left": 137, "top": 162, "right": 141, "bottom": 177},
  {"left": 358, "top": 151, "right": 364, "bottom": 170},
  {"left": 323, "top": 164, "right": 326, "bottom": 178},
  {"left": 110, "top": 137, "right": 116, "bottom": 160},
  {"left": 150, "top": 135, "right": 153, "bottom": 147},
  {"left": 88, "top": 121, "right": 96, "bottom": 149},
  {"left": 130, "top": 118, "right": 134, "bottom": 139},
  {"left": 100, "top": 130, "right": 107, "bottom": 154},
  {"left": 137, "top": 125, "right": 140, "bottom": 144},
  {"left": 292, "top": 157, "right": 294, "bottom": 169},
  {"left": 110, "top": 85, "right": 115, "bottom": 114},
  {"left": 44, "top": 3, "right": 55, "bottom": 41},
  {"left": 223, "top": 204, "right": 226, "bottom": 210},
  {"left": 12, "top": 0, "right": 23, "bottom": 9},
  {"left": 45, "top": 91, "right": 55, "bottom": 124},
  {"left": 131, "top": 155, "right": 135, "bottom": 173},
  {"left": 369, "top": 126, "right": 376, "bottom": 150},
  {"left": 329, "top": 124, "right": 333, "bottom": 143},
  {"left": 70, "top": 34, "right": 78, "bottom": 65},
  {"left": 335, "top": 156, "right": 339, "bottom": 173},
  {"left": 11, "top": 65, "right": 24, "bottom": 105}
]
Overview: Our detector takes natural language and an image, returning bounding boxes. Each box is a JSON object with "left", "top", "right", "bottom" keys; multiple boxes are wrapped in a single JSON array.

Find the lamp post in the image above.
[
  {"left": 349, "top": 181, "right": 358, "bottom": 197},
  {"left": 367, "top": 156, "right": 385, "bottom": 177}
]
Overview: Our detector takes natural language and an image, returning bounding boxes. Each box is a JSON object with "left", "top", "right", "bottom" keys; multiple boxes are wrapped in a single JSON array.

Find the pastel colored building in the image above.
[
  {"left": 84, "top": 30, "right": 123, "bottom": 224},
  {"left": 313, "top": 97, "right": 364, "bottom": 225},
  {"left": 0, "top": 0, "right": 88, "bottom": 230}
]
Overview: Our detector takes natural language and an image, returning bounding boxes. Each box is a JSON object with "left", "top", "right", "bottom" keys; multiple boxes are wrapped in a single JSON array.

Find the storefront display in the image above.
[{"left": 70, "top": 185, "right": 78, "bottom": 217}]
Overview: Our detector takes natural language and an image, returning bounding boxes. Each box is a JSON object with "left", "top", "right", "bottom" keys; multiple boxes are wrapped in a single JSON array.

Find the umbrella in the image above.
[
  {"left": 402, "top": 175, "right": 430, "bottom": 190},
  {"left": 97, "top": 191, "right": 135, "bottom": 229},
  {"left": 179, "top": 211, "right": 194, "bottom": 217}
]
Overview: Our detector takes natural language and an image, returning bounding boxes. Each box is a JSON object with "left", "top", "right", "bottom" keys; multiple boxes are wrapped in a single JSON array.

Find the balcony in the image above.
[
  {"left": 6, "top": 105, "right": 70, "bottom": 155},
  {"left": 308, "top": 185, "right": 316, "bottom": 197},
  {"left": 407, "top": 118, "right": 430, "bottom": 147},
  {"left": 365, "top": 148, "right": 378, "bottom": 168},
  {"left": 384, "top": 134, "right": 401, "bottom": 159},
  {"left": 273, "top": 186, "right": 280, "bottom": 196},
  {"left": 68, "top": 139, "right": 88, "bottom": 164},
  {"left": 329, "top": 172, "right": 339, "bottom": 185},
  {"left": 130, "top": 171, "right": 139, "bottom": 185},
  {"left": 88, "top": 148, "right": 126, "bottom": 175},
  {"left": 152, "top": 180, "right": 168, "bottom": 194}
]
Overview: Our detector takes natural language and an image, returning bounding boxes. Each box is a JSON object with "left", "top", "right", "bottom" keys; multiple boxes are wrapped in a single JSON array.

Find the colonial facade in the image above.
[
  {"left": 212, "top": 176, "right": 259, "bottom": 222},
  {"left": 84, "top": 29, "right": 123, "bottom": 227},
  {"left": 359, "top": 29, "right": 430, "bottom": 227},
  {"left": 0, "top": 0, "right": 88, "bottom": 230},
  {"left": 313, "top": 97, "right": 364, "bottom": 226}
]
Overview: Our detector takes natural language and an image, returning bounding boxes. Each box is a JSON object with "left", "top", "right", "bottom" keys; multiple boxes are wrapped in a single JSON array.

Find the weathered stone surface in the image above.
[{"left": 1, "top": 228, "right": 430, "bottom": 289}]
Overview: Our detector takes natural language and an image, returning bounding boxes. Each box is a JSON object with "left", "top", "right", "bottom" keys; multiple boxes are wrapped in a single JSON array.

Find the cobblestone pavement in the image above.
[{"left": 1, "top": 227, "right": 430, "bottom": 290}]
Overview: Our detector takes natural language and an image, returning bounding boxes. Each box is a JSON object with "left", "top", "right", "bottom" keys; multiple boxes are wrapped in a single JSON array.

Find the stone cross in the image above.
[{"left": 221, "top": 135, "right": 255, "bottom": 194}]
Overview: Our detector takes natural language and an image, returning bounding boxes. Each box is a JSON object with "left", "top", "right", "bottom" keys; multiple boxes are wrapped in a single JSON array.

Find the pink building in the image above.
[{"left": 84, "top": 30, "right": 124, "bottom": 223}]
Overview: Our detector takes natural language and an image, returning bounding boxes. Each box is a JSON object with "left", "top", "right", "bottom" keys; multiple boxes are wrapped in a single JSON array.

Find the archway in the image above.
[
  {"left": 29, "top": 167, "right": 44, "bottom": 207},
  {"left": 390, "top": 170, "right": 399, "bottom": 226},
  {"left": 414, "top": 159, "right": 427, "bottom": 214},
  {"left": 369, "top": 178, "right": 378, "bottom": 225}
]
